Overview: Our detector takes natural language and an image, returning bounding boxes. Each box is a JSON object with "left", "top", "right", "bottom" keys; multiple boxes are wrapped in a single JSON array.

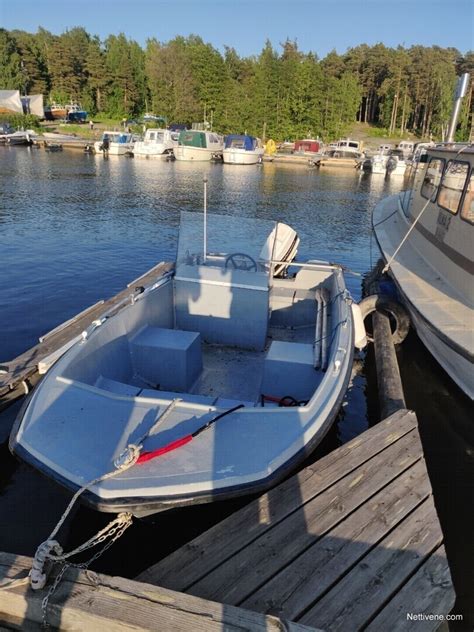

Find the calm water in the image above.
[{"left": 0, "top": 147, "right": 472, "bottom": 621}]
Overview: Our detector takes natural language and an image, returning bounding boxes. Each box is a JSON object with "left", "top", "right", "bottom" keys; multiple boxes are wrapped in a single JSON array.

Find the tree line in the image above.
[{"left": 0, "top": 27, "right": 472, "bottom": 141}]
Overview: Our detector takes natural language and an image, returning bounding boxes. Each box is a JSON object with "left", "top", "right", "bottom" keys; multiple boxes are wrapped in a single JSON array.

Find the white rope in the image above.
[
  {"left": 382, "top": 195, "right": 432, "bottom": 274},
  {"left": 30, "top": 397, "right": 181, "bottom": 592}
]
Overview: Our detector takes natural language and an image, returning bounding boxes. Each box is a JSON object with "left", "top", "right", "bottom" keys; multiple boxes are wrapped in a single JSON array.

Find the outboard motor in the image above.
[{"left": 259, "top": 222, "right": 300, "bottom": 277}]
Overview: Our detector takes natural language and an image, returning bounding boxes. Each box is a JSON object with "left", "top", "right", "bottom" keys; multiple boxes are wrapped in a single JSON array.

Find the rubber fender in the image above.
[
  {"left": 351, "top": 302, "right": 368, "bottom": 350},
  {"left": 359, "top": 294, "right": 410, "bottom": 345}
]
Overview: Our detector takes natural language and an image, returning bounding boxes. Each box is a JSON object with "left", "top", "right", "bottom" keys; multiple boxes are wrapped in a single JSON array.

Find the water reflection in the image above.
[{"left": 0, "top": 149, "right": 404, "bottom": 360}]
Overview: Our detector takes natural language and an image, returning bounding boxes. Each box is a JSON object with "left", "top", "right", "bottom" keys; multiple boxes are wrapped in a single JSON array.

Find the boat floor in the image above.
[{"left": 190, "top": 326, "right": 315, "bottom": 404}]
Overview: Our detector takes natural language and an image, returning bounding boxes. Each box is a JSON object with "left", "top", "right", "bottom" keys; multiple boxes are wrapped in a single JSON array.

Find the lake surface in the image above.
[{"left": 0, "top": 147, "right": 471, "bottom": 619}]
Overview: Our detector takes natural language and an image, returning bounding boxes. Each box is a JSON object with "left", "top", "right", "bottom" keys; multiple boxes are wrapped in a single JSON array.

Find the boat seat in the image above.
[
  {"left": 261, "top": 341, "right": 323, "bottom": 402},
  {"left": 130, "top": 326, "right": 202, "bottom": 392}
]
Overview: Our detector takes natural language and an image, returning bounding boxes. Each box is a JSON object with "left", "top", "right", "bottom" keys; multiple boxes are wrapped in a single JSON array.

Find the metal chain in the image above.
[{"left": 41, "top": 515, "right": 133, "bottom": 628}]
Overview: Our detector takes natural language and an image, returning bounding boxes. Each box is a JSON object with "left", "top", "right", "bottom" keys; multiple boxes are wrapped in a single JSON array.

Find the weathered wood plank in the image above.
[
  {"left": 186, "top": 428, "right": 422, "bottom": 604},
  {"left": 0, "top": 553, "right": 321, "bottom": 632},
  {"left": 241, "top": 458, "right": 432, "bottom": 618},
  {"left": 137, "top": 409, "right": 418, "bottom": 589},
  {"left": 0, "top": 262, "right": 173, "bottom": 397},
  {"left": 365, "top": 545, "right": 455, "bottom": 632},
  {"left": 299, "top": 497, "right": 445, "bottom": 631}
]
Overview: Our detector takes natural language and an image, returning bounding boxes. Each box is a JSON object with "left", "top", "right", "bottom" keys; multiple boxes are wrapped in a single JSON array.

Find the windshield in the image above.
[{"left": 177, "top": 211, "right": 278, "bottom": 270}]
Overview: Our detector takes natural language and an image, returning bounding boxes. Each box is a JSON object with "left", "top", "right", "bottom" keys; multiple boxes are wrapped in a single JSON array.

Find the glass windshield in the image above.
[{"left": 177, "top": 211, "right": 278, "bottom": 269}]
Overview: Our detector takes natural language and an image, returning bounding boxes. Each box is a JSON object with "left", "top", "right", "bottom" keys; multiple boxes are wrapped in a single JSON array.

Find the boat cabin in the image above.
[
  {"left": 294, "top": 139, "right": 321, "bottom": 153},
  {"left": 178, "top": 130, "right": 222, "bottom": 149}
]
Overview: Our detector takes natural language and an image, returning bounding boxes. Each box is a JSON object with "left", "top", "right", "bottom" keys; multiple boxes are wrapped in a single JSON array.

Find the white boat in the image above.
[
  {"left": 326, "top": 138, "right": 364, "bottom": 159},
  {"left": 362, "top": 146, "right": 390, "bottom": 174},
  {"left": 10, "top": 212, "right": 363, "bottom": 516},
  {"left": 94, "top": 132, "right": 135, "bottom": 155},
  {"left": 397, "top": 140, "right": 415, "bottom": 159},
  {"left": 373, "top": 143, "right": 474, "bottom": 398},
  {"left": 5, "top": 130, "right": 36, "bottom": 145},
  {"left": 386, "top": 149, "right": 409, "bottom": 176},
  {"left": 223, "top": 134, "right": 264, "bottom": 165},
  {"left": 174, "top": 130, "right": 223, "bottom": 161},
  {"left": 132, "top": 128, "right": 179, "bottom": 158}
]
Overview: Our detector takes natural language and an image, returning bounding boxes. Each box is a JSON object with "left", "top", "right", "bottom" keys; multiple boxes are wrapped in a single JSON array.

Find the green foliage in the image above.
[
  {"left": 0, "top": 26, "right": 472, "bottom": 141},
  {"left": 0, "top": 112, "right": 41, "bottom": 130}
]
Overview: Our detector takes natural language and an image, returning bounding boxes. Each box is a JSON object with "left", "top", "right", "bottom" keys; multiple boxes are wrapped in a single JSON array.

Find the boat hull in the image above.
[
  {"left": 223, "top": 148, "right": 264, "bottom": 165},
  {"left": 133, "top": 142, "right": 173, "bottom": 157},
  {"left": 93, "top": 141, "right": 132, "bottom": 155},
  {"left": 373, "top": 194, "right": 473, "bottom": 399},
  {"left": 175, "top": 146, "right": 219, "bottom": 161}
]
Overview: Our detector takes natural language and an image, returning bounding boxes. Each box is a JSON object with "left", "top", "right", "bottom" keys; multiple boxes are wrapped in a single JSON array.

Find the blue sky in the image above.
[{"left": 1, "top": 0, "right": 472, "bottom": 57}]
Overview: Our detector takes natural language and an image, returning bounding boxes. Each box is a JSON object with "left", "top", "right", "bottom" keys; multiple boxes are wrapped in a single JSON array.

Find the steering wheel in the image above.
[{"left": 224, "top": 253, "right": 258, "bottom": 272}]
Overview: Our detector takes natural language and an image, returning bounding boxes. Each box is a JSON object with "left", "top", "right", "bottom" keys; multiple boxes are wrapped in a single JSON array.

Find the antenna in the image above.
[{"left": 203, "top": 177, "right": 208, "bottom": 263}]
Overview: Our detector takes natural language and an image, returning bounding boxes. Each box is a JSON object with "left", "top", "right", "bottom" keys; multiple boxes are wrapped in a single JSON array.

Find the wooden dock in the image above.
[
  {"left": 138, "top": 409, "right": 455, "bottom": 631},
  {"left": 0, "top": 261, "right": 173, "bottom": 411},
  {"left": 0, "top": 552, "right": 317, "bottom": 631},
  {"left": 0, "top": 409, "right": 455, "bottom": 630}
]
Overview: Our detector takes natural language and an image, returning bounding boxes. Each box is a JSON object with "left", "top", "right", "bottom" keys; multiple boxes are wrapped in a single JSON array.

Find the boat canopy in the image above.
[
  {"left": 224, "top": 134, "right": 257, "bottom": 151},
  {"left": 102, "top": 132, "right": 132, "bottom": 143},
  {"left": 179, "top": 130, "right": 207, "bottom": 148}
]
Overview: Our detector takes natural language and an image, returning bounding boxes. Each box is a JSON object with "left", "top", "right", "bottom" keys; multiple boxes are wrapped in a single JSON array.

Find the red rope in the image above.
[{"left": 136, "top": 435, "right": 193, "bottom": 464}]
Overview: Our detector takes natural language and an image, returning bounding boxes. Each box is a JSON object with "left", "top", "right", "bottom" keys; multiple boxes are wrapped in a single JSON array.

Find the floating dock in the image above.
[
  {"left": 138, "top": 409, "right": 454, "bottom": 631},
  {"left": 0, "top": 552, "right": 315, "bottom": 631}
]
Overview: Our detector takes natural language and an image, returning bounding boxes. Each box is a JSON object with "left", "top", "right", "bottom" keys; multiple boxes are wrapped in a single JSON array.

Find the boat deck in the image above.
[
  {"left": 192, "top": 325, "right": 315, "bottom": 404},
  {"left": 138, "top": 409, "right": 455, "bottom": 631}
]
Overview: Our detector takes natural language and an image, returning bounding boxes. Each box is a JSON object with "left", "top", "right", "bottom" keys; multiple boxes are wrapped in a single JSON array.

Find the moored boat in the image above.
[
  {"left": 222, "top": 134, "right": 264, "bottom": 164},
  {"left": 373, "top": 143, "right": 474, "bottom": 398},
  {"left": 10, "top": 212, "right": 363, "bottom": 516},
  {"left": 132, "top": 128, "right": 179, "bottom": 158},
  {"left": 174, "top": 130, "right": 224, "bottom": 161},
  {"left": 386, "top": 148, "right": 409, "bottom": 176},
  {"left": 94, "top": 132, "right": 135, "bottom": 155}
]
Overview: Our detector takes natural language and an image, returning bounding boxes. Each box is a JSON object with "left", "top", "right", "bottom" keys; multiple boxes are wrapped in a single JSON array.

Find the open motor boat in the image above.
[
  {"left": 386, "top": 149, "right": 409, "bottom": 176},
  {"left": 10, "top": 212, "right": 364, "bottom": 517},
  {"left": 373, "top": 143, "right": 474, "bottom": 398},
  {"left": 94, "top": 132, "right": 135, "bottom": 155}
]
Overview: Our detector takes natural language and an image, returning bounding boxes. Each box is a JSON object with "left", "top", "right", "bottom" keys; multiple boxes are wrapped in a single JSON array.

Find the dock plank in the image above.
[
  {"left": 186, "top": 428, "right": 422, "bottom": 605},
  {"left": 240, "top": 457, "right": 432, "bottom": 618},
  {"left": 365, "top": 545, "right": 455, "bottom": 632},
  {"left": 137, "top": 409, "right": 418, "bottom": 589},
  {"left": 0, "top": 552, "right": 321, "bottom": 632},
  {"left": 299, "top": 497, "right": 445, "bottom": 631},
  {"left": 0, "top": 262, "right": 173, "bottom": 399}
]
